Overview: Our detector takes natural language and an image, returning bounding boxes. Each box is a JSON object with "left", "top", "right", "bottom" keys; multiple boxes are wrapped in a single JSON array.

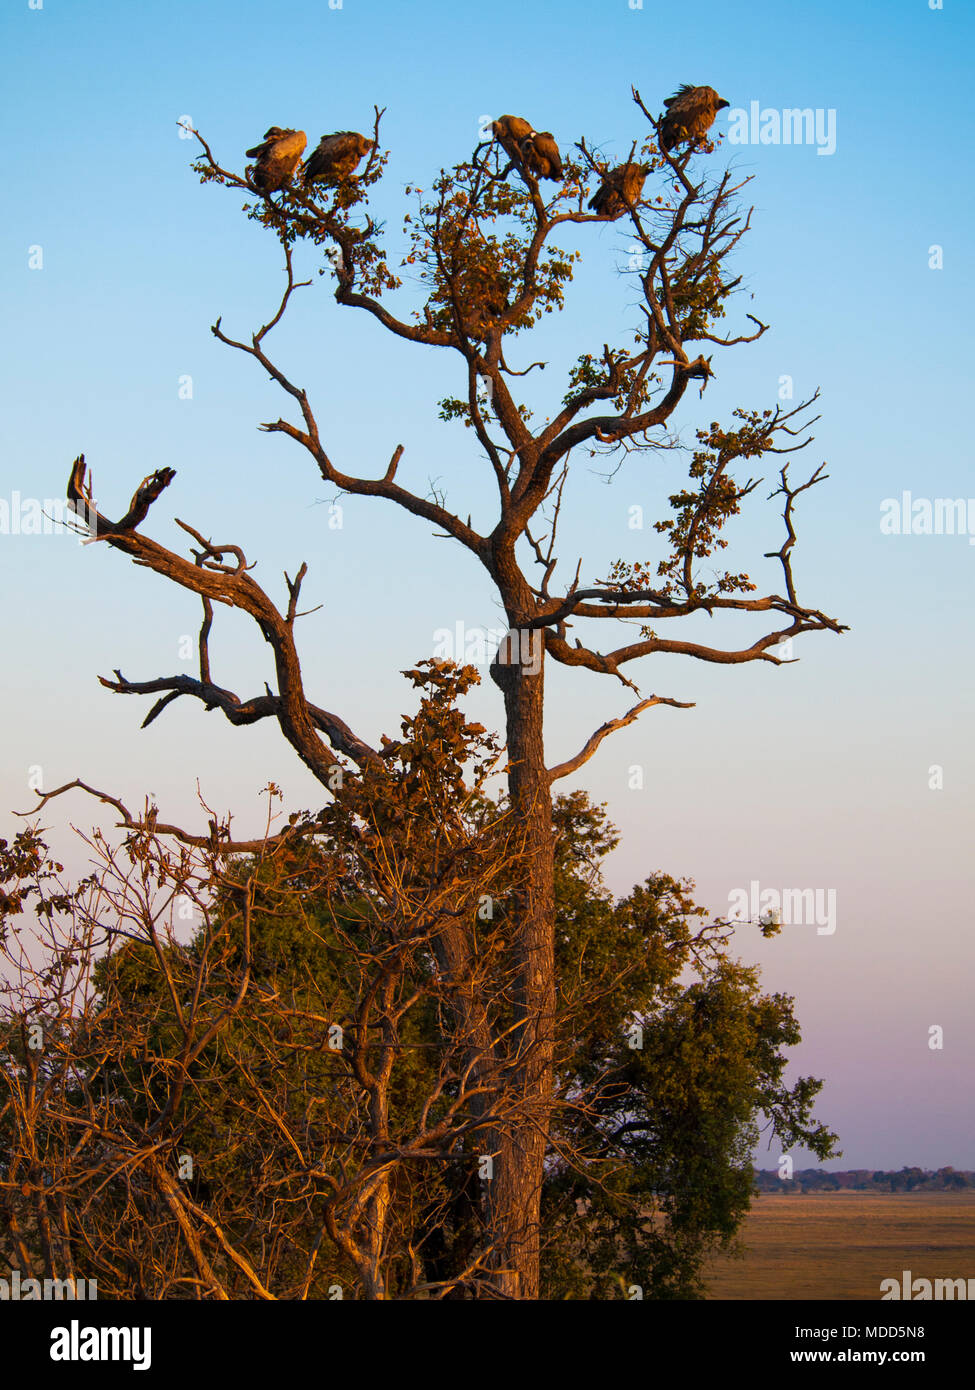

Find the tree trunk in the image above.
[{"left": 488, "top": 635, "right": 555, "bottom": 1298}]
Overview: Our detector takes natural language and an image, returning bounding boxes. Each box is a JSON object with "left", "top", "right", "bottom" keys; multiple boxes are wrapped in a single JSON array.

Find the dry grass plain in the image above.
[{"left": 704, "top": 1192, "right": 975, "bottom": 1300}]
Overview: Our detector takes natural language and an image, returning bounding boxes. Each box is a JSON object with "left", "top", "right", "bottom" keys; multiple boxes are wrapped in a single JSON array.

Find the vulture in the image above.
[
  {"left": 245, "top": 127, "right": 307, "bottom": 194},
  {"left": 660, "top": 85, "right": 730, "bottom": 152},
  {"left": 491, "top": 114, "right": 534, "bottom": 164},
  {"left": 521, "top": 130, "right": 563, "bottom": 181},
  {"left": 588, "top": 162, "right": 649, "bottom": 218},
  {"left": 304, "top": 130, "right": 374, "bottom": 185}
]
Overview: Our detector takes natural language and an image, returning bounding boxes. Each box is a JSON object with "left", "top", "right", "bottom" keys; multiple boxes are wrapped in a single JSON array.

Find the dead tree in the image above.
[
  {"left": 0, "top": 669, "right": 539, "bottom": 1299},
  {"left": 60, "top": 92, "right": 845, "bottom": 1298}
]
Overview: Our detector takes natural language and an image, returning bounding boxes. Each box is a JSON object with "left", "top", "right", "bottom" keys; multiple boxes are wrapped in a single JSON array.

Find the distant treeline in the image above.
[{"left": 754, "top": 1167, "right": 975, "bottom": 1193}]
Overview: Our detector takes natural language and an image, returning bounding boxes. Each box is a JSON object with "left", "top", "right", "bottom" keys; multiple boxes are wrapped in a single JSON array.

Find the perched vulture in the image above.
[
  {"left": 521, "top": 130, "right": 563, "bottom": 181},
  {"left": 304, "top": 131, "right": 374, "bottom": 185},
  {"left": 660, "top": 85, "right": 730, "bottom": 152},
  {"left": 245, "top": 127, "right": 307, "bottom": 194},
  {"left": 491, "top": 114, "right": 534, "bottom": 164},
  {"left": 588, "top": 162, "right": 649, "bottom": 218},
  {"left": 245, "top": 125, "right": 288, "bottom": 158}
]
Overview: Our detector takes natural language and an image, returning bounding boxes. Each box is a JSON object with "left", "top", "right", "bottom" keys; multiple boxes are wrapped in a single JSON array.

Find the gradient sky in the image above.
[{"left": 2, "top": 0, "right": 973, "bottom": 1171}]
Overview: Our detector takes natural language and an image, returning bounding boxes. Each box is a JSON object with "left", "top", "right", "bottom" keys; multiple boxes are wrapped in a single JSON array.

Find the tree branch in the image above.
[{"left": 547, "top": 696, "right": 694, "bottom": 783}]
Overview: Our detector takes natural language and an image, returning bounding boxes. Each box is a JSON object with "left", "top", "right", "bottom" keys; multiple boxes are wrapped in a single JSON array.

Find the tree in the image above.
[
  {"left": 60, "top": 90, "right": 845, "bottom": 1297},
  {"left": 1, "top": 665, "right": 530, "bottom": 1300},
  {"left": 1, "top": 666, "right": 836, "bottom": 1299}
]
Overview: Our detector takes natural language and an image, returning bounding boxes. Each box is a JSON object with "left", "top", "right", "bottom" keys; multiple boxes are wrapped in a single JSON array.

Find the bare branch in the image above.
[{"left": 547, "top": 696, "right": 695, "bottom": 783}]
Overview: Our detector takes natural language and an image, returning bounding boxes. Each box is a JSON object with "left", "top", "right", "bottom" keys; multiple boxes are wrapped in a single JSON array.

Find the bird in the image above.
[
  {"left": 491, "top": 114, "right": 535, "bottom": 165},
  {"left": 521, "top": 130, "right": 563, "bottom": 181},
  {"left": 588, "top": 162, "right": 649, "bottom": 218},
  {"left": 245, "top": 125, "right": 287, "bottom": 157},
  {"left": 245, "top": 127, "right": 307, "bottom": 194},
  {"left": 303, "top": 131, "right": 374, "bottom": 185},
  {"left": 659, "top": 85, "right": 730, "bottom": 152}
]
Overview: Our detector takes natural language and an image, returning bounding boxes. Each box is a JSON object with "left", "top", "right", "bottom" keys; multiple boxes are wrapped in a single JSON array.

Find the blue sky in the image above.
[{"left": 2, "top": 0, "right": 974, "bottom": 1170}]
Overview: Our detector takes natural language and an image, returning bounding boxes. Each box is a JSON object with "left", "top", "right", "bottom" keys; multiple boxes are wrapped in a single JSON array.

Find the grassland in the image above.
[{"left": 704, "top": 1192, "right": 975, "bottom": 1299}]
